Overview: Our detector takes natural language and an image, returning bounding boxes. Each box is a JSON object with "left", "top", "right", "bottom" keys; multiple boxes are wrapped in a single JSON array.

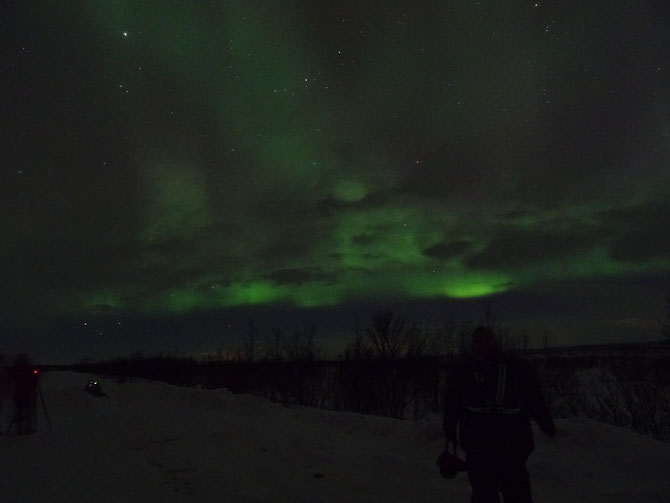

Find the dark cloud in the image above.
[
  {"left": 351, "top": 234, "right": 378, "bottom": 246},
  {"left": 422, "top": 240, "right": 473, "bottom": 260},
  {"left": 314, "top": 189, "right": 395, "bottom": 217},
  {"left": 602, "top": 201, "right": 670, "bottom": 262},
  {"left": 608, "top": 231, "right": 670, "bottom": 263},
  {"left": 466, "top": 226, "right": 600, "bottom": 270},
  {"left": 263, "top": 267, "right": 338, "bottom": 286},
  {"left": 140, "top": 236, "right": 202, "bottom": 258},
  {"left": 600, "top": 200, "right": 670, "bottom": 227}
]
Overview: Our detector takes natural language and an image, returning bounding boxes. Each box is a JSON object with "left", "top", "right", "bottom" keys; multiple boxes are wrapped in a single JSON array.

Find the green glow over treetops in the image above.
[
  {"left": 71, "top": 238, "right": 670, "bottom": 317},
  {"left": 75, "top": 275, "right": 512, "bottom": 316}
]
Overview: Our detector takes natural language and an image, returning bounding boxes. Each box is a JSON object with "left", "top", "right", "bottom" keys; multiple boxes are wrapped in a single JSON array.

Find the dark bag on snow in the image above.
[{"left": 84, "top": 380, "right": 106, "bottom": 397}]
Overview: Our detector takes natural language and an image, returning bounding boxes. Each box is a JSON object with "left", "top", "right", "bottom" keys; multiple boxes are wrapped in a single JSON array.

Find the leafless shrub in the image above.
[
  {"left": 243, "top": 318, "right": 256, "bottom": 363},
  {"left": 284, "top": 323, "right": 319, "bottom": 362},
  {"left": 405, "top": 323, "right": 430, "bottom": 358},
  {"left": 362, "top": 310, "right": 410, "bottom": 359},
  {"left": 264, "top": 327, "right": 284, "bottom": 361},
  {"left": 536, "top": 352, "right": 670, "bottom": 441},
  {"left": 429, "top": 320, "right": 471, "bottom": 357}
]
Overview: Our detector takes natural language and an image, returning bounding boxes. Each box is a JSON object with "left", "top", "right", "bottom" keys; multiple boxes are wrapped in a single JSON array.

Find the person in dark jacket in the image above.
[
  {"left": 10, "top": 354, "right": 38, "bottom": 435},
  {"left": 0, "top": 354, "right": 8, "bottom": 418},
  {"left": 443, "top": 326, "right": 556, "bottom": 503}
]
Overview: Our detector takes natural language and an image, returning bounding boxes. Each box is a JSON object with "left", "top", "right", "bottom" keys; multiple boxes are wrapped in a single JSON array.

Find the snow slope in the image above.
[{"left": 1, "top": 371, "right": 668, "bottom": 502}]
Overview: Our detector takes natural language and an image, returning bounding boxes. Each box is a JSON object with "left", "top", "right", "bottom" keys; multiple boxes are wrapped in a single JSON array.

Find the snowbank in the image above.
[{"left": 1, "top": 371, "right": 668, "bottom": 502}]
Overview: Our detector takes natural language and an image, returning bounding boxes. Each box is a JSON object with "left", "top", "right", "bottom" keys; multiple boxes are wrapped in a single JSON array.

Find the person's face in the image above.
[{"left": 472, "top": 331, "right": 496, "bottom": 356}]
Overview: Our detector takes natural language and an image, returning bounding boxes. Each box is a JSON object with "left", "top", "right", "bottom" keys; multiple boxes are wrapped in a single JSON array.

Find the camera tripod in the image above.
[{"left": 5, "top": 379, "right": 52, "bottom": 435}]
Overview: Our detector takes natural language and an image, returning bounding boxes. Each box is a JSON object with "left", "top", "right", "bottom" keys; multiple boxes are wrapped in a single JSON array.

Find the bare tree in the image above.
[
  {"left": 244, "top": 318, "right": 256, "bottom": 363},
  {"left": 363, "top": 310, "right": 410, "bottom": 359},
  {"left": 429, "top": 319, "right": 467, "bottom": 357},
  {"left": 265, "top": 326, "right": 284, "bottom": 361},
  {"left": 405, "top": 322, "right": 429, "bottom": 358},
  {"left": 480, "top": 299, "right": 497, "bottom": 328},
  {"left": 285, "top": 323, "right": 318, "bottom": 361},
  {"left": 343, "top": 331, "right": 374, "bottom": 360}
]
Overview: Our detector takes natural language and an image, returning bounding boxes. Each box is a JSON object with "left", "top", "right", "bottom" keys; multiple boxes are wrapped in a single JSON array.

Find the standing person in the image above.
[
  {"left": 0, "top": 354, "right": 8, "bottom": 419},
  {"left": 443, "top": 326, "right": 556, "bottom": 503},
  {"left": 10, "top": 354, "right": 38, "bottom": 435}
]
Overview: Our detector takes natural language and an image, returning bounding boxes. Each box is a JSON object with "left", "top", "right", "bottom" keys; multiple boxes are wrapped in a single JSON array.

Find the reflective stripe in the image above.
[
  {"left": 473, "top": 370, "right": 484, "bottom": 384},
  {"left": 466, "top": 405, "right": 522, "bottom": 415},
  {"left": 467, "top": 363, "right": 521, "bottom": 415},
  {"left": 496, "top": 364, "right": 506, "bottom": 404}
]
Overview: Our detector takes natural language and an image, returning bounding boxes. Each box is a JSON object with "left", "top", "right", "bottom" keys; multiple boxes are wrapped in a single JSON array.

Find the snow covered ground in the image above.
[{"left": 1, "top": 371, "right": 668, "bottom": 502}]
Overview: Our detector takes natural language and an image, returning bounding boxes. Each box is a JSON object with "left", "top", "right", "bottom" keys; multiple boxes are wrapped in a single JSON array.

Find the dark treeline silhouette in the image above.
[
  {"left": 62, "top": 354, "right": 445, "bottom": 420},
  {"left": 52, "top": 310, "right": 670, "bottom": 441},
  {"left": 57, "top": 312, "right": 476, "bottom": 420}
]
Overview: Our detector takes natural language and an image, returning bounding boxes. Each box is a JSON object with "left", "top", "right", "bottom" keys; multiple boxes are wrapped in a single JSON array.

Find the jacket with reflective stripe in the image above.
[
  {"left": 465, "top": 363, "right": 523, "bottom": 415},
  {"left": 443, "top": 353, "right": 555, "bottom": 454}
]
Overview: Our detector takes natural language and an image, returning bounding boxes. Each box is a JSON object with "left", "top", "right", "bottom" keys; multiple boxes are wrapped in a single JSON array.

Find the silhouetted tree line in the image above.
[{"left": 60, "top": 310, "right": 670, "bottom": 440}]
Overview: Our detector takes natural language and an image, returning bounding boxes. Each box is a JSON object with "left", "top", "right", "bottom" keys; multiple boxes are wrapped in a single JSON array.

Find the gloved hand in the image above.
[{"left": 436, "top": 448, "right": 468, "bottom": 479}]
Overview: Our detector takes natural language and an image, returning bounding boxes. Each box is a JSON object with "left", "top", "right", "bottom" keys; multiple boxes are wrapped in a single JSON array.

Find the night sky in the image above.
[{"left": 2, "top": 1, "right": 669, "bottom": 361}]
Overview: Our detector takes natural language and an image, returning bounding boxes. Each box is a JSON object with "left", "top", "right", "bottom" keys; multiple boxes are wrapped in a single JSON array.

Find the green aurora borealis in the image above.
[{"left": 2, "top": 1, "right": 670, "bottom": 358}]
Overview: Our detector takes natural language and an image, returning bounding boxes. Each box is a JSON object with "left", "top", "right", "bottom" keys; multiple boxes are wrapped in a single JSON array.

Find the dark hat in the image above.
[{"left": 436, "top": 450, "right": 468, "bottom": 479}]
